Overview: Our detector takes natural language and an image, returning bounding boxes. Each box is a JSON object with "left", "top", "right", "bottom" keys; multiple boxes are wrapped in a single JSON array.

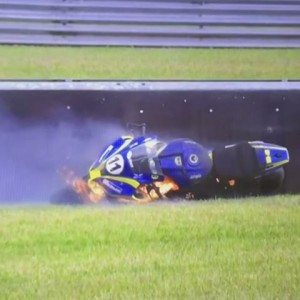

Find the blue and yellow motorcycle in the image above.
[{"left": 69, "top": 135, "right": 289, "bottom": 204}]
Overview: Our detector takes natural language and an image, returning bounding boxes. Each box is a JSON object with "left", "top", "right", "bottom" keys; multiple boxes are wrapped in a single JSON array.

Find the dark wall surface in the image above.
[{"left": 0, "top": 84, "right": 299, "bottom": 203}]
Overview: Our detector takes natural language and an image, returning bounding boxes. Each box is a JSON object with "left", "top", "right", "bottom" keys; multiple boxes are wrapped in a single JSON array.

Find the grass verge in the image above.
[
  {"left": 0, "top": 46, "right": 299, "bottom": 80},
  {"left": 0, "top": 195, "right": 299, "bottom": 299}
]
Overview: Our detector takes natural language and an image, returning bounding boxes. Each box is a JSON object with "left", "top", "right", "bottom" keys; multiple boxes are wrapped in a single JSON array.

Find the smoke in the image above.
[{"left": 0, "top": 108, "right": 126, "bottom": 204}]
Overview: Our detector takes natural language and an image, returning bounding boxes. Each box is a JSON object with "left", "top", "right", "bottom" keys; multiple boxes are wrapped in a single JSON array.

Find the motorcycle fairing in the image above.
[
  {"left": 88, "top": 136, "right": 166, "bottom": 197},
  {"left": 213, "top": 141, "right": 289, "bottom": 180},
  {"left": 249, "top": 141, "right": 290, "bottom": 172},
  {"left": 86, "top": 135, "right": 289, "bottom": 200}
]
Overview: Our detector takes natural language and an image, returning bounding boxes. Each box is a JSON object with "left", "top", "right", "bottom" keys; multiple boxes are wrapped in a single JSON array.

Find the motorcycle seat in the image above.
[{"left": 213, "top": 141, "right": 260, "bottom": 179}]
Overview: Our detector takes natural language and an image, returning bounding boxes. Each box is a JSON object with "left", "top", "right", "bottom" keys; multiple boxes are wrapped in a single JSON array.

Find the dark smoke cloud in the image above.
[{"left": 0, "top": 107, "right": 126, "bottom": 204}]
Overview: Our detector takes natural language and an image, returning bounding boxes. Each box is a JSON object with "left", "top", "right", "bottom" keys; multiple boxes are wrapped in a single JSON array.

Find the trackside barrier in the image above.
[{"left": 0, "top": 0, "right": 299, "bottom": 47}]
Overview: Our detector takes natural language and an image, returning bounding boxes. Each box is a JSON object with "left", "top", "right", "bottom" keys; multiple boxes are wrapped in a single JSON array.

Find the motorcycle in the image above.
[{"left": 65, "top": 134, "right": 289, "bottom": 204}]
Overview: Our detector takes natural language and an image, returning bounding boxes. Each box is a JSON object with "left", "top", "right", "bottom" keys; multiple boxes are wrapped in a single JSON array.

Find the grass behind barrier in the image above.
[
  {"left": 0, "top": 195, "right": 299, "bottom": 299},
  {"left": 0, "top": 46, "right": 299, "bottom": 79}
]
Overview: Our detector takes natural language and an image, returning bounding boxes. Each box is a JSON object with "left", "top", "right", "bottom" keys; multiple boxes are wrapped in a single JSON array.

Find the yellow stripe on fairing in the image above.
[
  {"left": 266, "top": 159, "right": 289, "bottom": 170},
  {"left": 101, "top": 176, "right": 140, "bottom": 189}
]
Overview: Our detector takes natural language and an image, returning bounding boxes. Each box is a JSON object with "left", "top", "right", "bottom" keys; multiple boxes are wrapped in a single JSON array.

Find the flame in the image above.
[
  {"left": 59, "top": 167, "right": 179, "bottom": 204},
  {"left": 138, "top": 177, "right": 179, "bottom": 201},
  {"left": 155, "top": 177, "right": 179, "bottom": 195},
  {"left": 59, "top": 167, "right": 105, "bottom": 203}
]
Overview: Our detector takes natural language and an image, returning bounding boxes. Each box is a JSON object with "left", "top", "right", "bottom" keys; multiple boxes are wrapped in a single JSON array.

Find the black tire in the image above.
[{"left": 258, "top": 167, "right": 285, "bottom": 194}]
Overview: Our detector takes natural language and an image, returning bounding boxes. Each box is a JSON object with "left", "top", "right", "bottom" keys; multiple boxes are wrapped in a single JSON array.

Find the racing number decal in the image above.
[{"left": 106, "top": 154, "right": 125, "bottom": 175}]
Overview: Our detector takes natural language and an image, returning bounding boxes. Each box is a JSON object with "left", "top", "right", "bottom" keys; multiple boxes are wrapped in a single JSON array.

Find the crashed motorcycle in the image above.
[{"left": 63, "top": 135, "right": 289, "bottom": 204}]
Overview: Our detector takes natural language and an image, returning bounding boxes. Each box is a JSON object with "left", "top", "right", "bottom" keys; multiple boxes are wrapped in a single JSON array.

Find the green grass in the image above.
[
  {"left": 0, "top": 195, "right": 299, "bottom": 299},
  {"left": 0, "top": 46, "right": 299, "bottom": 79}
]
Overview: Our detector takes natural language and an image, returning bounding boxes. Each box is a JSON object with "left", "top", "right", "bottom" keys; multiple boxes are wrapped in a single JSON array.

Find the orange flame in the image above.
[
  {"left": 59, "top": 167, "right": 179, "bottom": 204},
  {"left": 155, "top": 177, "right": 179, "bottom": 195},
  {"left": 138, "top": 177, "right": 179, "bottom": 201},
  {"left": 59, "top": 167, "right": 105, "bottom": 203}
]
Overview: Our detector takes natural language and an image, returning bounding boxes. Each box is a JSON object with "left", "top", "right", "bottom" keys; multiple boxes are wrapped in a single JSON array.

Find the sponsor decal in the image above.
[
  {"left": 190, "top": 174, "right": 202, "bottom": 180},
  {"left": 189, "top": 154, "right": 199, "bottom": 165},
  {"left": 174, "top": 156, "right": 182, "bottom": 166},
  {"left": 102, "top": 179, "right": 122, "bottom": 194}
]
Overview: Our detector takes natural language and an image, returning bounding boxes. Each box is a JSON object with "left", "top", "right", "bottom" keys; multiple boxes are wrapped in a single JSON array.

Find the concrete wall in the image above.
[{"left": 0, "top": 81, "right": 299, "bottom": 203}]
